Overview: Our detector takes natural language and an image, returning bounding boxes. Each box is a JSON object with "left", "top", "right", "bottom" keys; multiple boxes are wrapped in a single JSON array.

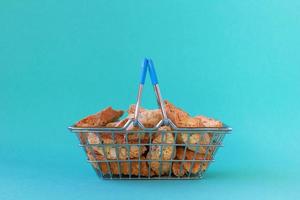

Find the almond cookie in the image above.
[
  {"left": 86, "top": 118, "right": 147, "bottom": 160},
  {"left": 172, "top": 162, "right": 187, "bottom": 177},
  {"left": 147, "top": 126, "right": 176, "bottom": 175},
  {"left": 174, "top": 147, "right": 212, "bottom": 176},
  {"left": 76, "top": 107, "right": 124, "bottom": 128},
  {"left": 164, "top": 100, "right": 218, "bottom": 153}
]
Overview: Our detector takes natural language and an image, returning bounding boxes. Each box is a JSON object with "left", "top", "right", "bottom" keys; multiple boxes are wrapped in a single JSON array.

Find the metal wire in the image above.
[
  {"left": 69, "top": 59, "right": 232, "bottom": 180},
  {"left": 69, "top": 119, "right": 231, "bottom": 180}
]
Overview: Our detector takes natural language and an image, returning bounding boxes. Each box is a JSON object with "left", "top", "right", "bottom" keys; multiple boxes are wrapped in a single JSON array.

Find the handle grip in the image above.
[
  {"left": 140, "top": 58, "right": 148, "bottom": 85},
  {"left": 134, "top": 58, "right": 168, "bottom": 126},
  {"left": 147, "top": 58, "right": 168, "bottom": 122},
  {"left": 148, "top": 59, "right": 158, "bottom": 85}
]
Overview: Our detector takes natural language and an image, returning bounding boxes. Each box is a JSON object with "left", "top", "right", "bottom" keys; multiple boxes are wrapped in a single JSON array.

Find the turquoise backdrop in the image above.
[{"left": 1, "top": 0, "right": 299, "bottom": 199}]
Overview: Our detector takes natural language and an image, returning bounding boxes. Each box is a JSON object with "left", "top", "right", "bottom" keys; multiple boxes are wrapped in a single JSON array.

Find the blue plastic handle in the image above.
[
  {"left": 148, "top": 59, "right": 158, "bottom": 85},
  {"left": 140, "top": 58, "right": 148, "bottom": 85}
]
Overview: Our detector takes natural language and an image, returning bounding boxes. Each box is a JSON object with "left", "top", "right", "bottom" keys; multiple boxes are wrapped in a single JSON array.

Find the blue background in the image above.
[{"left": 1, "top": 0, "right": 299, "bottom": 199}]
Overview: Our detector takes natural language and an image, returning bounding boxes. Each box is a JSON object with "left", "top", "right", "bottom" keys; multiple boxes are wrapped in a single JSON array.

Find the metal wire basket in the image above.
[{"left": 68, "top": 59, "right": 232, "bottom": 180}]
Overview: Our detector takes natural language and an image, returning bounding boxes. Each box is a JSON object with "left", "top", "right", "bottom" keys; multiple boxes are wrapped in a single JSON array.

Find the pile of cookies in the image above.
[{"left": 75, "top": 100, "right": 222, "bottom": 177}]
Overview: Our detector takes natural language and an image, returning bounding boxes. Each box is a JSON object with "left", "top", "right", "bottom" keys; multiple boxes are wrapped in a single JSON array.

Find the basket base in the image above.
[{"left": 99, "top": 173, "right": 203, "bottom": 180}]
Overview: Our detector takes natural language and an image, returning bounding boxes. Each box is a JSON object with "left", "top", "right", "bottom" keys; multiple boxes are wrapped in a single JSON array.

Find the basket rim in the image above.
[{"left": 68, "top": 123, "right": 232, "bottom": 133}]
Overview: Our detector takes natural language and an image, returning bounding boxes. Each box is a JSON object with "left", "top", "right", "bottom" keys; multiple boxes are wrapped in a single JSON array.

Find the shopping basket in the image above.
[{"left": 68, "top": 58, "right": 232, "bottom": 180}]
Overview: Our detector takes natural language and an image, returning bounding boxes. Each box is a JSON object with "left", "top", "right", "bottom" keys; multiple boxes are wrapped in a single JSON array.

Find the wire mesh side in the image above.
[{"left": 75, "top": 129, "right": 229, "bottom": 180}]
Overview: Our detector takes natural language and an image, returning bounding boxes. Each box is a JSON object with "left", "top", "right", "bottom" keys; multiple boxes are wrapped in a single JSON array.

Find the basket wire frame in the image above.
[
  {"left": 68, "top": 59, "right": 231, "bottom": 179},
  {"left": 69, "top": 120, "right": 231, "bottom": 180}
]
